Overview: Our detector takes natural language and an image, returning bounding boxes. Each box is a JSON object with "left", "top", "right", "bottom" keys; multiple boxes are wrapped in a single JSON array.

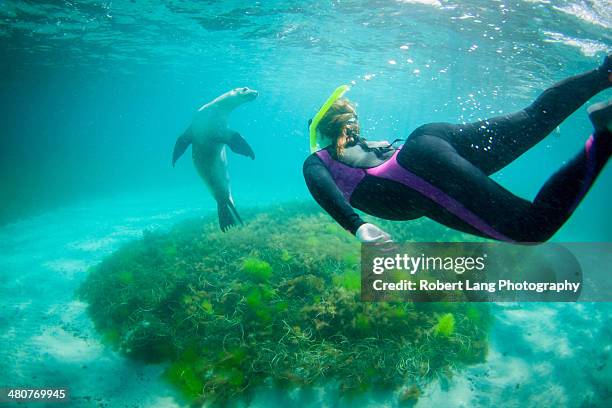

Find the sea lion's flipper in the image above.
[
  {"left": 217, "top": 199, "right": 243, "bottom": 232},
  {"left": 227, "top": 200, "right": 243, "bottom": 225},
  {"left": 172, "top": 128, "right": 193, "bottom": 167},
  {"left": 227, "top": 131, "right": 255, "bottom": 160}
]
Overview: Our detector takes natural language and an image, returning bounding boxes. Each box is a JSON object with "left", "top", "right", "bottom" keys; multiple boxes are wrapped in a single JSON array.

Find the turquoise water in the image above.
[{"left": 1, "top": 1, "right": 611, "bottom": 407}]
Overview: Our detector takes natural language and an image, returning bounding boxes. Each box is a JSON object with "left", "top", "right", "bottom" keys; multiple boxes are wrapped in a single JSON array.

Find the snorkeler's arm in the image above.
[{"left": 303, "top": 154, "right": 365, "bottom": 234}]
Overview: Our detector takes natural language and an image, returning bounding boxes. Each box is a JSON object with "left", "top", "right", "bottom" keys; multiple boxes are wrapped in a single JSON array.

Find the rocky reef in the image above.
[{"left": 79, "top": 202, "right": 491, "bottom": 405}]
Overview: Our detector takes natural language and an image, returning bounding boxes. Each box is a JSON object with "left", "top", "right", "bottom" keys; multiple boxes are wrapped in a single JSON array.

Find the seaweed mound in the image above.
[{"left": 79, "top": 202, "right": 490, "bottom": 404}]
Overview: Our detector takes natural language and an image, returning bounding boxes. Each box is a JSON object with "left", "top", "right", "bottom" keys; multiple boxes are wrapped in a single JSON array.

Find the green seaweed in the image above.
[
  {"left": 79, "top": 201, "right": 491, "bottom": 404},
  {"left": 466, "top": 305, "right": 481, "bottom": 323},
  {"left": 117, "top": 270, "right": 134, "bottom": 284},
  {"left": 354, "top": 313, "right": 371, "bottom": 331},
  {"left": 102, "top": 329, "right": 120, "bottom": 347},
  {"left": 333, "top": 270, "right": 361, "bottom": 292},
  {"left": 434, "top": 313, "right": 456, "bottom": 337},
  {"left": 164, "top": 350, "right": 205, "bottom": 401},
  {"left": 242, "top": 258, "right": 273, "bottom": 282}
]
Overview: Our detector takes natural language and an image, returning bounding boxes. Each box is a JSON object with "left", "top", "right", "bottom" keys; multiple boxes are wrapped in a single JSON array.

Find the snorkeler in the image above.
[{"left": 303, "top": 55, "right": 612, "bottom": 243}]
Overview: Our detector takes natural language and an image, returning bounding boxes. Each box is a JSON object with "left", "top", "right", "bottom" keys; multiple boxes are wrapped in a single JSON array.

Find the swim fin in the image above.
[{"left": 227, "top": 131, "right": 255, "bottom": 159}]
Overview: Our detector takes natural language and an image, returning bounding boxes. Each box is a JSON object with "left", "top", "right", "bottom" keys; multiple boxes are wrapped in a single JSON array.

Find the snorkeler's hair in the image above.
[{"left": 317, "top": 98, "right": 360, "bottom": 157}]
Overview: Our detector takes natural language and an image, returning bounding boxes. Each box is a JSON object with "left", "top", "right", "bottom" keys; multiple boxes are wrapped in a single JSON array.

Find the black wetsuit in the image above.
[{"left": 303, "top": 64, "right": 611, "bottom": 242}]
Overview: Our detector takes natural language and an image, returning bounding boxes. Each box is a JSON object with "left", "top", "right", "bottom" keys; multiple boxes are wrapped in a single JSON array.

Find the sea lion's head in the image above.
[{"left": 231, "top": 87, "right": 258, "bottom": 102}]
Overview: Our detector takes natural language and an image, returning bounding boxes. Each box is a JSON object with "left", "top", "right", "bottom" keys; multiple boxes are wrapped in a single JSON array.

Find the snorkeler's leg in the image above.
[
  {"left": 398, "top": 134, "right": 533, "bottom": 241},
  {"left": 398, "top": 129, "right": 610, "bottom": 242},
  {"left": 444, "top": 54, "right": 612, "bottom": 175},
  {"left": 527, "top": 127, "right": 611, "bottom": 237}
]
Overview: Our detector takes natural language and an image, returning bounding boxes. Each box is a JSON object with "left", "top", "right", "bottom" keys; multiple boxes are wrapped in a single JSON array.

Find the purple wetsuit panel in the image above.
[
  {"left": 316, "top": 148, "right": 513, "bottom": 242},
  {"left": 366, "top": 149, "right": 513, "bottom": 242},
  {"left": 569, "top": 134, "right": 597, "bottom": 213},
  {"left": 315, "top": 150, "right": 365, "bottom": 201}
]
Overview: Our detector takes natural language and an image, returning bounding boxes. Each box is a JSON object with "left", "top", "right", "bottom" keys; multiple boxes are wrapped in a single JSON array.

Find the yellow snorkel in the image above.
[{"left": 309, "top": 84, "right": 350, "bottom": 153}]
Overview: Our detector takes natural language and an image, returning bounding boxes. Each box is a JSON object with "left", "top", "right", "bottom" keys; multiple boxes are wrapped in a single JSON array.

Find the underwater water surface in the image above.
[{"left": 1, "top": 0, "right": 611, "bottom": 407}]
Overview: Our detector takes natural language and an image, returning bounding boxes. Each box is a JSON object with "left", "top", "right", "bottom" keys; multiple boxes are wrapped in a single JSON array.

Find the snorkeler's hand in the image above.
[{"left": 355, "top": 223, "right": 393, "bottom": 243}]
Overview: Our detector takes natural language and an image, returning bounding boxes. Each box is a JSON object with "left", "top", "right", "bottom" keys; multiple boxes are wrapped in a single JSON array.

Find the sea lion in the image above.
[{"left": 172, "top": 87, "right": 258, "bottom": 231}]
